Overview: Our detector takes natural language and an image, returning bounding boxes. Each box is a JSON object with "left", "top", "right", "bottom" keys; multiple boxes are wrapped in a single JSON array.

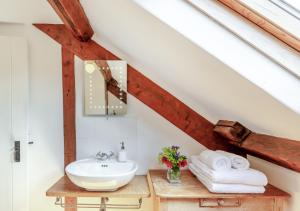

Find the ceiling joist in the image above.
[
  {"left": 48, "top": 0, "right": 94, "bottom": 41},
  {"left": 214, "top": 120, "right": 300, "bottom": 172},
  {"left": 243, "top": 133, "right": 300, "bottom": 172}
]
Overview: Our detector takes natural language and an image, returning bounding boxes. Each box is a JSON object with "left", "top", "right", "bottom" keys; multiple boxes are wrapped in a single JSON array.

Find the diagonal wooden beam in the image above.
[
  {"left": 34, "top": 23, "right": 233, "bottom": 151},
  {"left": 243, "top": 134, "right": 300, "bottom": 172},
  {"left": 214, "top": 120, "right": 300, "bottom": 172},
  {"left": 33, "top": 24, "right": 114, "bottom": 60},
  {"left": 48, "top": 0, "right": 94, "bottom": 41}
]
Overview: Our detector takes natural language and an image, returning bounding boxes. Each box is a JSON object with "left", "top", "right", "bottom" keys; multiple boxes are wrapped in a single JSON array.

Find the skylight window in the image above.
[
  {"left": 240, "top": 0, "right": 300, "bottom": 39},
  {"left": 282, "top": 0, "right": 300, "bottom": 10},
  {"left": 269, "top": 0, "right": 300, "bottom": 20},
  {"left": 279, "top": 0, "right": 300, "bottom": 11}
]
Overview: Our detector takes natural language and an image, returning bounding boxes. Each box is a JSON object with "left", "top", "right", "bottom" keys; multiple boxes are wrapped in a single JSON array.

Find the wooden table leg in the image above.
[
  {"left": 65, "top": 197, "right": 77, "bottom": 211},
  {"left": 274, "top": 198, "right": 285, "bottom": 211}
]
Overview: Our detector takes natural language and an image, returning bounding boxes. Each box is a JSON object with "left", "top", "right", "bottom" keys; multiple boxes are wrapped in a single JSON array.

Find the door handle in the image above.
[{"left": 14, "top": 140, "right": 20, "bottom": 162}]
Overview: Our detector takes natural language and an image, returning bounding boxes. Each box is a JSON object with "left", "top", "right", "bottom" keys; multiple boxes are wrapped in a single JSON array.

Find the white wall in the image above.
[{"left": 0, "top": 0, "right": 300, "bottom": 211}]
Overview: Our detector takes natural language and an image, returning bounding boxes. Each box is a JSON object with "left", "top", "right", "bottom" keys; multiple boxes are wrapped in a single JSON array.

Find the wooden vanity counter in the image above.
[
  {"left": 148, "top": 170, "right": 290, "bottom": 211},
  {"left": 47, "top": 175, "right": 150, "bottom": 198}
]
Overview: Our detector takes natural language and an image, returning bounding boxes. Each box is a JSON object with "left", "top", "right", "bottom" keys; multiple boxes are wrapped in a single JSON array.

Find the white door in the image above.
[{"left": 0, "top": 36, "right": 28, "bottom": 211}]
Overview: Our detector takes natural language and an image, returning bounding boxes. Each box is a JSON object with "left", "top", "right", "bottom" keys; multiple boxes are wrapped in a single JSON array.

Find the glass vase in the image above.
[{"left": 167, "top": 168, "right": 181, "bottom": 184}]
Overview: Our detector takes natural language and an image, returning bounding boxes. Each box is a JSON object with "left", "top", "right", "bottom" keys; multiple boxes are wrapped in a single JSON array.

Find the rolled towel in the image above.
[
  {"left": 199, "top": 150, "right": 231, "bottom": 171},
  {"left": 216, "top": 150, "right": 250, "bottom": 170},
  {"left": 189, "top": 163, "right": 265, "bottom": 194},
  {"left": 191, "top": 156, "right": 268, "bottom": 186}
]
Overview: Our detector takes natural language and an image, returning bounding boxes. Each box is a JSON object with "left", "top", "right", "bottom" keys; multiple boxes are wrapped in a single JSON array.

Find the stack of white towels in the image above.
[{"left": 189, "top": 150, "right": 268, "bottom": 193}]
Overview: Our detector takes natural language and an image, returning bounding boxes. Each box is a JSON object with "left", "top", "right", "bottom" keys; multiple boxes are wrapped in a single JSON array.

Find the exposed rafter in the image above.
[
  {"left": 34, "top": 23, "right": 233, "bottom": 151},
  {"left": 48, "top": 0, "right": 94, "bottom": 41},
  {"left": 244, "top": 134, "right": 300, "bottom": 172},
  {"left": 214, "top": 120, "right": 300, "bottom": 172}
]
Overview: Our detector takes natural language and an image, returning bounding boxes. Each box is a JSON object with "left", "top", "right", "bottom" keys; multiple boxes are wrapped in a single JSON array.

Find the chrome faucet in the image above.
[{"left": 96, "top": 151, "right": 115, "bottom": 161}]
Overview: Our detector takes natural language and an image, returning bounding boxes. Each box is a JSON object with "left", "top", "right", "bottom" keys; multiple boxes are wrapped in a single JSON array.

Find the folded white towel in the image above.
[
  {"left": 189, "top": 163, "right": 265, "bottom": 193},
  {"left": 198, "top": 150, "right": 231, "bottom": 171},
  {"left": 191, "top": 156, "right": 268, "bottom": 186},
  {"left": 216, "top": 150, "right": 250, "bottom": 170}
]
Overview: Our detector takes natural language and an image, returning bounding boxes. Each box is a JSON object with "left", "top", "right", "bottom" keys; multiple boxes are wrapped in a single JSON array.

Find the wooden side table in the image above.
[{"left": 148, "top": 170, "right": 290, "bottom": 211}]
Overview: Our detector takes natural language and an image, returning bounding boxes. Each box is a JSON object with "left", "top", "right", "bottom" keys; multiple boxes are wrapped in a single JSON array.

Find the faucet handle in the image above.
[
  {"left": 96, "top": 151, "right": 105, "bottom": 159},
  {"left": 96, "top": 151, "right": 102, "bottom": 157},
  {"left": 108, "top": 151, "right": 115, "bottom": 159},
  {"left": 96, "top": 151, "right": 115, "bottom": 161}
]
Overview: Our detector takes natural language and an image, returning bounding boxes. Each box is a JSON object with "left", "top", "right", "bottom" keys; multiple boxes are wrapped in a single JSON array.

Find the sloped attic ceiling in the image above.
[
  {"left": 132, "top": 0, "right": 300, "bottom": 115},
  {"left": 79, "top": 0, "right": 300, "bottom": 140}
]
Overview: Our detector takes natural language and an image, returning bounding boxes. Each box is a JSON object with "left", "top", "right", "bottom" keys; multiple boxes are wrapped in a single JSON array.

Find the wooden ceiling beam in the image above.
[
  {"left": 243, "top": 133, "right": 300, "bottom": 172},
  {"left": 214, "top": 120, "right": 300, "bottom": 172},
  {"left": 48, "top": 0, "right": 94, "bottom": 41},
  {"left": 33, "top": 23, "right": 234, "bottom": 152},
  {"left": 217, "top": 0, "right": 300, "bottom": 53},
  {"left": 33, "top": 24, "right": 109, "bottom": 60}
]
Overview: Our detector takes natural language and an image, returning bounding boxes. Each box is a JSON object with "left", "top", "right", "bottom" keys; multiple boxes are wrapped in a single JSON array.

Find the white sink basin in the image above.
[{"left": 65, "top": 159, "right": 138, "bottom": 191}]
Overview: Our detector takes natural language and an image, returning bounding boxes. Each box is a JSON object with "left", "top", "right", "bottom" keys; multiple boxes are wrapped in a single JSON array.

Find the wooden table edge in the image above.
[
  {"left": 46, "top": 175, "right": 151, "bottom": 198},
  {"left": 154, "top": 193, "right": 290, "bottom": 199}
]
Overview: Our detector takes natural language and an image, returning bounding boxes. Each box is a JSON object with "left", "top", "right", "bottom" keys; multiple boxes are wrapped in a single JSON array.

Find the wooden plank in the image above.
[
  {"left": 147, "top": 172, "right": 160, "bottom": 211},
  {"left": 48, "top": 0, "right": 94, "bottom": 41},
  {"left": 62, "top": 47, "right": 76, "bottom": 167},
  {"left": 65, "top": 198, "right": 76, "bottom": 211},
  {"left": 149, "top": 170, "right": 290, "bottom": 199},
  {"left": 217, "top": 0, "right": 300, "bottom": 53},
  {"left": 241, "top": 133, "right": 300, "bottom": 172},
  {"left": 46, "top": 175, "right": 150, "bottom": 198},
  {"left": 34, "top": 23, "right": 233, "bottom": 151},
  {"left": 33, "top": 24, "right": 117, "bottom": 60},
  {"left": 274, "top": 198, "right": 286, "bottom": 211},
  {"left": 214, "top": 120, "right": 300, "bottom": 172},
  {"left": 62, "top": 47, "right": 77, "bottom": 211}
]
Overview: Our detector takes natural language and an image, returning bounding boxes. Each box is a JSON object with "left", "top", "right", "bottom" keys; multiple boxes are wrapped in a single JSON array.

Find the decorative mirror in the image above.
[{"left": 84, "top": 60, "right": 127, "bottom": 116}]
